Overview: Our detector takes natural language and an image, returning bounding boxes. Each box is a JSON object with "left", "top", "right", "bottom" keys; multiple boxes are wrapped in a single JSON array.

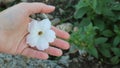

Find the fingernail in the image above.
[{"left": 48, "top": 5, "right": 55, "bottom": 8}]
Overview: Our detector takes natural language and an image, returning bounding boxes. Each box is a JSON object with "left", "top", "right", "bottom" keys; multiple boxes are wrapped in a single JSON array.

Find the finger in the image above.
[
  {"left": 44, "top": 47, "right": 62, "bottom": 56},
  {"left": 50, "top": 38, "right": 70, "bottom": 50},
  {"left": 21, "top": 48, "right": 49, "bottom": 60},
  {"left": 51, "top": 26, "right": 70, "bottom": 39},
  {"left": 17, "top": 2, "right": 55, "bottom": 15}
]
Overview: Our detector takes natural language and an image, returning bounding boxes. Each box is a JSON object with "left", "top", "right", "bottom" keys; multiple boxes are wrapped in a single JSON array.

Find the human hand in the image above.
[{"left": 0, "top": 2, "right": 70, "bottom": 59}]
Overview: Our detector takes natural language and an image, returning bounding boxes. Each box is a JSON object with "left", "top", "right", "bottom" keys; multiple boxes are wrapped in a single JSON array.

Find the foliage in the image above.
[
  {"left": 70, "top": 0, "right": 120, "bottom": 64},
  {"left": 0, "top": 0, "right": 20, "bottom": 11}
]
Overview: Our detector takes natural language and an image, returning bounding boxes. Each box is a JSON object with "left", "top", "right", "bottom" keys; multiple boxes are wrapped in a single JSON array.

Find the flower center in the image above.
[{"left": 38, "top": 31, "right": 43, "bottom": 36}]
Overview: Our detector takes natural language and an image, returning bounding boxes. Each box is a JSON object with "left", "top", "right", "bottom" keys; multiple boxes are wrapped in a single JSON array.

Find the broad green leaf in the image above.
[
  {"left": 95, "top": 37, "right": 108, "bottom": 44},
  {"left": 111, "top": 48, "right": 120, "bottom": 57},
  {"left": 101, "top": 30, "right": 114, "bottom": 37},
  {"left": 103, "top": 9, "right": 115, "bottom": 16},
  {"left": 114, "top": 25, "right": 120, "bottom": 35},
  {"left": 98, "top": 47, "right": 111, "bottom": 58},
  {"left": 93, "top": 0, "right": 103, "bottom": 14},
  {"left": 87, "top": 45, "right": 98, "bottom": 58},
  {"left": 75, "top": 0, "right": 89, "bottom": 10},
  {"left": 101, "top": 43, "right": 111, "bottom": 48},
  {"left": 84, "top": 23, "right": 97, "bottom": 39},
  {"left": 111, "top": 3, "right": 120, "bottom": 11},
  {"left": 97, "top": 43, "right": 111, "bottom": 57},
  {"left": 74, "top": 7, "right": 88, "bottom": 19},
  {"left": 106, "top": 15, "right": 117, "bottom": 22},
  {"left": 110, "top": 56, "right": 120, "bottom": 64},
  {"left": 79, "top": 18, "right": 91, "bottom": 27},
  {"left": 113, "top": 36, "right": 120, "bottom": 47},
  {"left": 116, "top": 11, "right": 120, "bottom": 20},
  {"left": 91, "top": 0, "right": 97, "bottom": 9},
  {"left": 119, "top": 16, "right": 120, "bottom": 20},
  {"left": 93, "top": 19, "right": 105, "bottom": 31}
]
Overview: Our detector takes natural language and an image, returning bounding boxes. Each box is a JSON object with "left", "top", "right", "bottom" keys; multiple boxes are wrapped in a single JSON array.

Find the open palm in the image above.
[{"left": 0, "top": 3, "right": 70, "bottom": 59}]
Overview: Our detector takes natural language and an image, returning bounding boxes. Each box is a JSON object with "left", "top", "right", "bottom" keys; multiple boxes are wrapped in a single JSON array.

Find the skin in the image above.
[{"left": 0, "top": 2, "right": 70, "bottom": 60}]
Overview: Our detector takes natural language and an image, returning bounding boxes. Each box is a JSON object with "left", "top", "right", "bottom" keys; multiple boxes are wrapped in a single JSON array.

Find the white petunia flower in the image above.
[{"left": 26, "top": 19, "right": 56, "bottom": 50}]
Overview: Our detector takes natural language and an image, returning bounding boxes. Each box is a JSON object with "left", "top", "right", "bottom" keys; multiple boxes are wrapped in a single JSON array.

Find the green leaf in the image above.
[
  {"left": 97, "top": 43, "right": 111, "bottom": 57},
  {"left": 93, "top": 18, "right": 105, "bottom": 31},
  {"left": 95, "top": 37, "right": 108, "bottom": 45},
  {"left": 75, "top": 0, "right": 89, "bottom": 10},
  {"left": 79, "top": 18, "right": 91, "bottom": 27},
  {"left": 101, "top": 30, "right": 114, "bottom": 37},
  {"left": 102, "top": 9, "right": 115, "bottom": 17},
  {"left": 111, "top": 3, "right": 120, "bottom": 11},
  {"left": 91, "top": 0, "right": 97, "bottom": 9},
  {"left": 111, "top": 48, "right": 120, "bottom": 57},
  {"left": 113, "top": 36, "right": 120, "bottom": 47},
  {"left": 110, "top": 56, "right": 120, "bottom": 64},
  {"left": 74, "top": 7, "right": 88, "bottom": 19},
  {"left": 93, "top": 0, "right": 103, "bottom": 14},
  {"left": 98, "top": 47, "right": 111, "bottom": 58},
  {"left": 114, "top": 25, "right": 120, "bottom": 35},
  {"left": 87, "top": 45, "right": 98, "bottom": 58},
  {"left": 118, "top": 15, "right": 120, "bottom": 20},
  {"left": 117, "top": 13, "right": 120, "bottom": 20}
]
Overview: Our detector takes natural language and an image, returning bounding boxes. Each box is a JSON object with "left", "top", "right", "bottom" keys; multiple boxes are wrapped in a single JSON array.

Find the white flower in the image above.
[{"left": 26, "top": 19, "right": 56, "bottom": 50}]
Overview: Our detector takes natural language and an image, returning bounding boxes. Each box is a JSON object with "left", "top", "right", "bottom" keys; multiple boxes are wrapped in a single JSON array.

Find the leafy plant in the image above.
[{"left": 70, "top": 0, "right": 120, "bottom": 64}]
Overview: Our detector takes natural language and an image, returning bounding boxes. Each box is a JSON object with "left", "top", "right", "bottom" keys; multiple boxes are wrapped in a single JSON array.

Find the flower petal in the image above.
[
  {"left": 45, "top": 30, "right": 56, "bottom": 42},
  {"left": 37, "top": 19, "right": 51, "bottom": 31},
  {"left": 28, "top": 20, "right": 39, "bottom": 33},
  {"left": 26, "top": 34, "right": 38, "bottom": 47},
  {"left": 36, "top": 38, "right": 49, "bottom": 50}
]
